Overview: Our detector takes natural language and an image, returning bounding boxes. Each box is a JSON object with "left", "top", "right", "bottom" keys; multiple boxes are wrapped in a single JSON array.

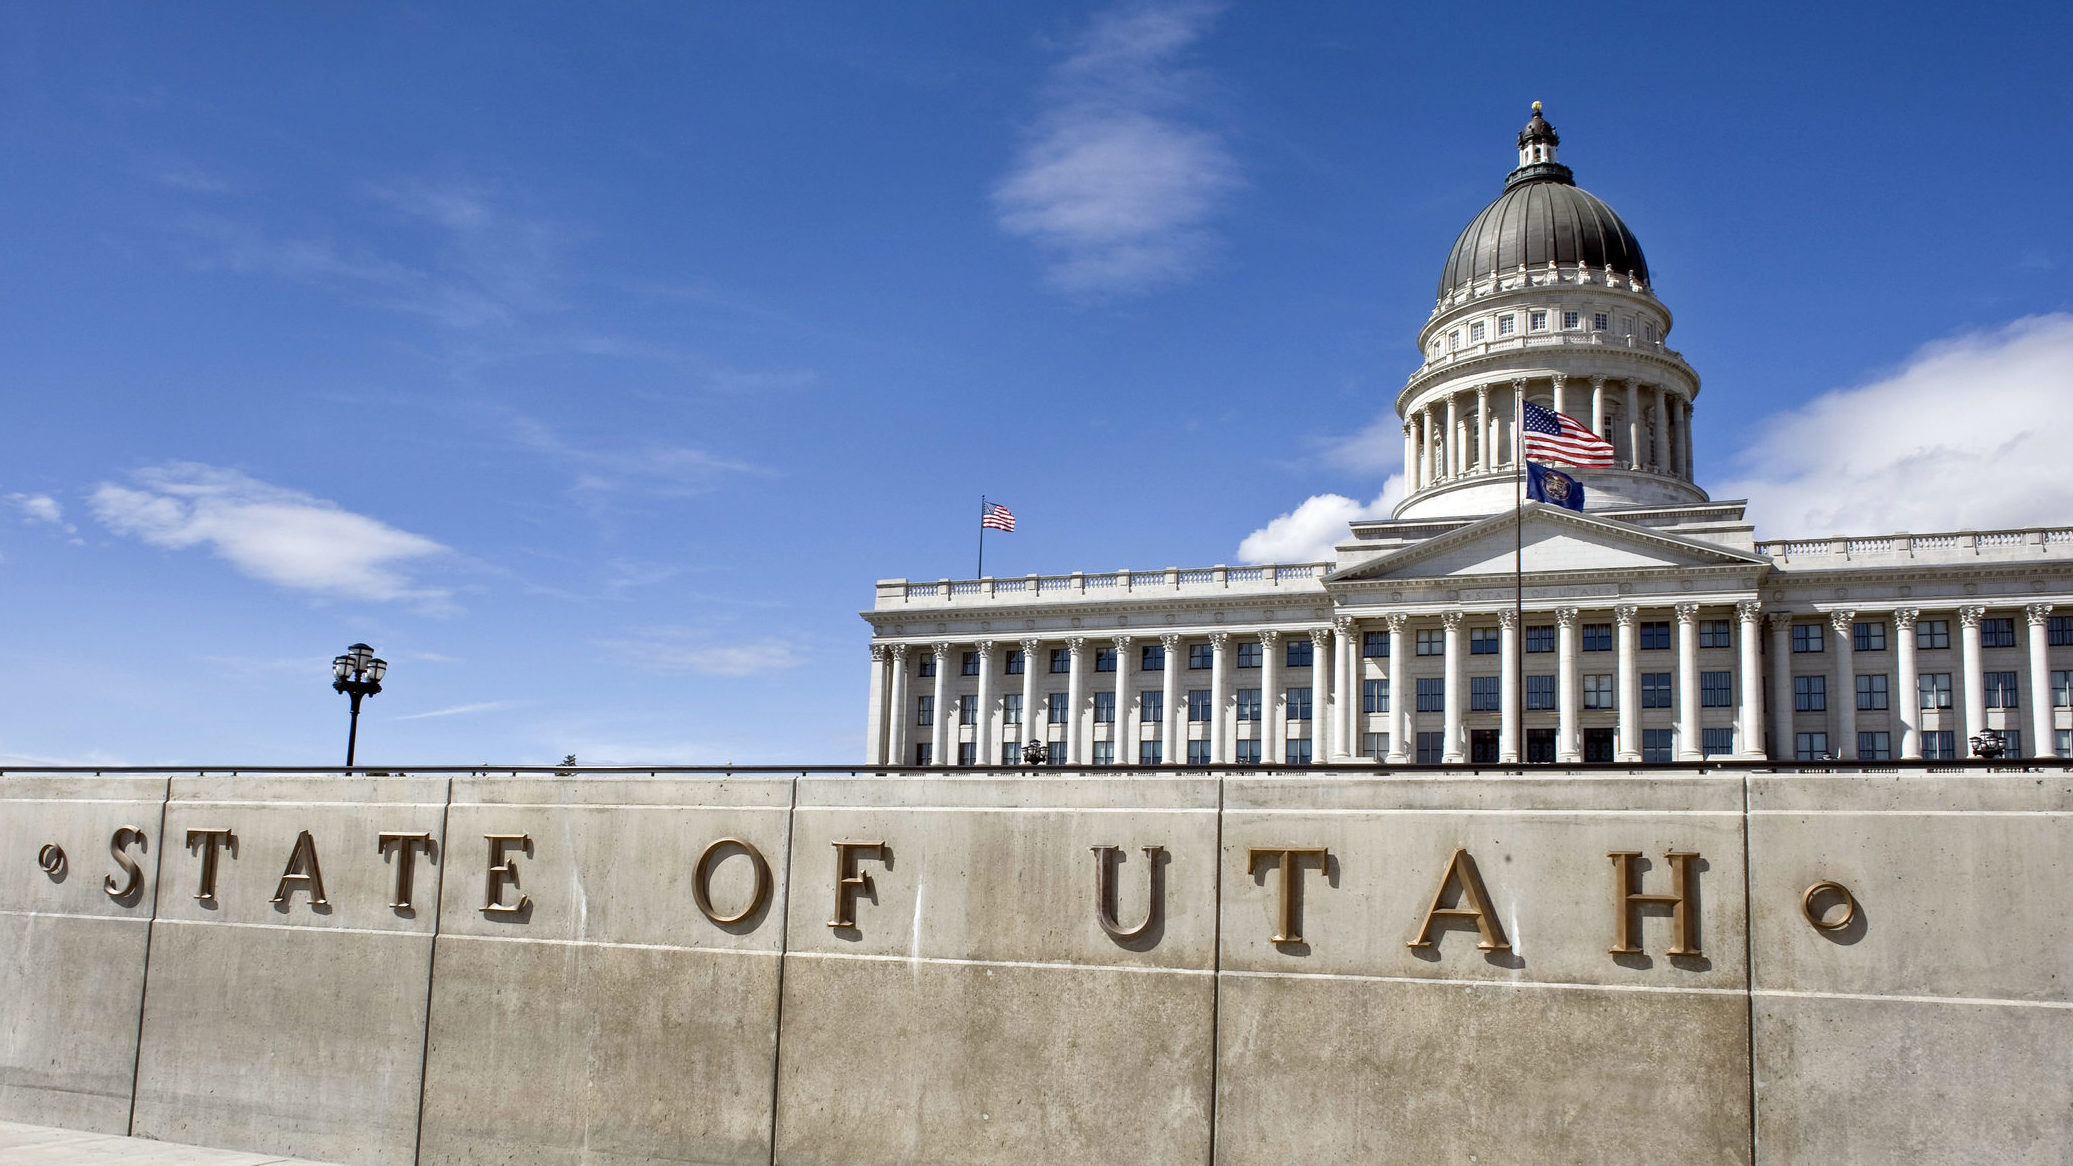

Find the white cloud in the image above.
[
  {"left": 993, "top": 1, "right": 1238, "bottom": 296},
  {"left": 1238, "top": 475, "right": 1406, "bottom": 564},
  {"left": 393, "top": 700, "right": 517, "bottom": 721},
  {"left": 597, "top": 628, "right": 803, "bottom": 677},
  {"left": 90, "top": 463, "right": 448, "bottom": 603},
  {"left": 8, "top": 492, "right": 73, "bottom": 530},
  {"left": 1723, "top": 314, "right": 2073, "bottom": 537}
]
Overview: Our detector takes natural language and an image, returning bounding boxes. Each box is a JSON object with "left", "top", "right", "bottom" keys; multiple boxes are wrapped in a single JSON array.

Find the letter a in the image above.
[{"left": 1408, "top": 848, "right": 1510, "bottom": 951}]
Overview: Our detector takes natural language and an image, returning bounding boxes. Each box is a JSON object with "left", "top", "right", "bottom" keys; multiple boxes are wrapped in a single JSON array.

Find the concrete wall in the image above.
[{"left": 1, "top": 766, "right": 2067, "bottom": 1165}]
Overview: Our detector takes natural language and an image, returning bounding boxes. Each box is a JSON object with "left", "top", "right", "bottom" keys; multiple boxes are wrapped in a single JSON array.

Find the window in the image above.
[
  {"left": 1526, "top": 625, "right": 1554, "bottom": 653},
  {"left": 959, "top": 697, "right": 978, "bottom": 726},
  {"left": 1699, "top": 620, "right": 1733, "bottom": 649},
  {"left": 1593, "top": 312, "right": 1609, "bottom": 331},
  {"left": 1919, "top": 673, "right": 1953, "bottom": 709},
  {"left": 1641, "top": 672, "right": 1672, "bottom": 709},
  {"left": 1471, "top": 730, "right": 1500, "bottom": 763},
  {"left": 1287, "top": 687, "right": 1313, "bottom": 720},
  {"left": 1984, "top": 671, "right": 2020, "bottom": 708},
  {"left": 1187, "top": 690, "right": 1212, "bottom": 722},
  {"left": 1792, "top": 624, "right": 1825, "bottom": 653},
  {"left": 1363, "top": 732, "right": 1390, "bottom": 760},
  {"left": 1189, "top": 644, "right": 1213, "bottom": 670},
  {"left": 1562, "top": 310, "right": 1580, "bottom": 330},
  {"left": 2053, "top": 670, "right": 2070, "bottom": 708},
  {"left": 1793, "top": 675, "right": 1826, "bottom": 712},
  {"left": 1701, "top": 671, "right": 1733, "bottom": 708},
  {"left": 958, "top": 743, "right": 977, "bottom": 767},
  {"left": 1448, "top": 330, "right": 1460, "bottom": 350},
  {"left": 1981, "top": 618, "right": 2017, "bottom": 648},
  {"left": 1139, "top": 741, "right": 1163, "bottom": 765},
  {"left": 1285, "top": 738, "right": 1313, "bottom": 766},
  {"left": 1639, "top": 621, "right": 1671, "bottom": 651},
  {"left": 1795, "top": 732, "right": 1831, "bottom": 761},
  {"left": 1498, "top": 314, "right": 1515, "bottom": 335},
  {"left": 1417, "top": 678, "right": 1445, "bottom": 712},
  {"left": 1187, "top": 740, "right": 1211, "bottom": 765},
  {"left": 1416, "top": 732, "right": 1445, "bottom": 764},
  {"left": 1140, "top": 645, "right": 1164, "bottom": 671},
  {"left": 1003, "top": 694, "right": 1023, "bottom": 724},
  {"left": 1286, "top": 639, "right": 1313, "bottom": 668},
  {"left": 1362, "top": 679, "right": 1388, "bottom": 713},
  {"left": 1416, "top": 629, "right": 1445, "bottom": 656},
  {"left": 1922, "top": 731, "right": 1957, "bottom": 761},
  {"left": 1917, "top": 620, "right": 1950, "bottom": 650},
  {"left": 1141, "top": 692, "right": 1164, "bottom": 723},
  {"left": 1526, "top": 728, "right": 1556, "bottom": 763},
  {"left": 1642, "top": 729, "right": 1673, "bottom": 764},
  {"left": 1585, "top": 728, "right": 1615, "bottom": 763},
  {"left": 1857, "top": 732, "right": 1891, "bottom": 761},
  {"left": 2052, "top": 615, "right": 2073, "bottom": 646},
  {"left": 1047, "top": 692, "right": 1069, "bottom": 723},
  {"left": 1470, "top": 320, "right": 1487, "bottom": 342},
  {"left": 1363, "top": 631, "right": 1390, "bottom": 657},
  {"left": 1853, "top": 621, "right": 1888, "bottom": 652},
  {"left": 1233, "top": 740, "right": 1260, "bottom": 765},
  {"left": 2058, "top": 729, "right": 2071, "bottom": 759},
  {"left": 1005, "top": 650, "right": 1025, "bottom": 675},
  {"left": 1093, "top": 692, "right": 1115, "bottom": 723},
  {"left": 1582, "top": 624, "right": 1612, "bottom": 651},
  {"left": 1092, "top": 741, "right": 1115, "bottom": 766},
  {"left": 1471, "top": 675, "right": 1500, "bottom": 711},
  {"left": 1094, "top": 647, "right": 1116, "bottom": 673},
  {"left": 1643, "top": 322, "right": 1657, "bottom": 343},
  {"left": 1584, "top": 674, "right": 1616, "bottom": 709},
  {"left": 914, "top": 743, "right": 932, "bottom": 766},
  {"left": 1702, "top": 727, "right": 1735, "bottom": 757},
  {"left": 1050, "top": 648, "right": 1071, "bottom": 674},
  {"left": 1856, "top": 674, "right": 1889, "bottom": 711},
  {"left": 1236, "top": 642, "right": 1262, "bottom": 669},
  {"left": 1002, "top": 741, "right": 1020, "bottom": 765},
  {"left": 2005, "top": 729, "right": 2024, "bottom": 758},
  {"left": 1236, "top": 688, "right": 1262, "bottom": 721},
  {"left": 918, "top": 654, "right": 937, "bottom": 678},
  {"left": 959, "top": 652, "right": 979, "bottom": 676},
  {"left": 1526, "top": 674, "right": 1556, "bottom": 710},
  {"left": 1529, "top": 310, "right": 1548, "bottom": 332},
  {"left": 916, "top": 695, "right": 934, "bottom": 726}
]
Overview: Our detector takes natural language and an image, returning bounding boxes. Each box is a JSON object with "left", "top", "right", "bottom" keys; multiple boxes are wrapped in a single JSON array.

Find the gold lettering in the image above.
[
  {"left": 186, "top": 828, "right": 235, "bottom": 902},
  {"left": 377, "top": 832, "right": 435, "bottom": 910},
  {"left": 1091, "top": 845, "right": 1164, "bottom": 943},
  {"left": 270, "top": 829, "right": 329, "bottom": 907},
  {"left": 692, "top": 837, "right": 772, "bottom": 926},
  {"left": 1408, "top": 847, "right": 1510, "bottom": 951},
  {"left": 827, "top": 840, "right": 886, "bottom": 929},
  {"left": 1609, "top": 850, "right": 1702, "bottom": 956},
  {"left": 1248, "top": 846, "right": 1330, "bottom": 945},
  {"left": 483, "top": 834, "right": 532, "bottom": 915},
  {"left": 105, "top": 826, "right": 146, "bottom": 902}
]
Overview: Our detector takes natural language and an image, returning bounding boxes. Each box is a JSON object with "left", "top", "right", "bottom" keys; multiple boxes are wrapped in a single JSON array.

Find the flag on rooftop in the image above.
[
  {"left": 981, "top": 502, "right": 1015, "bottom": 531},
  {"left": 1520, "top": 400, "right": 1616, "bottom": 467}
]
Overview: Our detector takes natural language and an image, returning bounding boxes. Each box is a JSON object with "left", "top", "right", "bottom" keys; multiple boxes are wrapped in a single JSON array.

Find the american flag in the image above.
[
  {"left": 1521, "top": 400, "right": 1617, "bottom": 467},
  {"left": 981, "top": 501, "right": 1016, "bottom": 532}
]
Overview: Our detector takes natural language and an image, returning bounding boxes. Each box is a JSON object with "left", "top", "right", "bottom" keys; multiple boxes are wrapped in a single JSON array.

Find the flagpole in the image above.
[
  {"left": 977, "top": 495, "right": 986, "bottom": 579},
  {"left": 1515, "top": 390, "right": 1526, "bottom": 768}
]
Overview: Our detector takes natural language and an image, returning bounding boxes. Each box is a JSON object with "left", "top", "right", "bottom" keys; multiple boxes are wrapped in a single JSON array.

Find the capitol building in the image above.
[{"left": 861, "top": 107, "right": 2073, "bottom": 769}]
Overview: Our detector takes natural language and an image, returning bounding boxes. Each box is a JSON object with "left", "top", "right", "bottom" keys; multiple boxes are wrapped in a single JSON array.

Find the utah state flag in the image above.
[{"left": 1526, "top": 462, "right": 1585, "bottom": 511}]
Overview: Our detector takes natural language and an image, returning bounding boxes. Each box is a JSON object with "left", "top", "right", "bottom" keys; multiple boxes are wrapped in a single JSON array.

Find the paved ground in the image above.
[{"left": 0, "top": 1122, "right": 343, "bottom": 1165}]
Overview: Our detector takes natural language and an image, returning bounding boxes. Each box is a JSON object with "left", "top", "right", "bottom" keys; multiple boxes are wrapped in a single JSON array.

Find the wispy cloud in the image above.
[
  {"left": 90, "top": 463, "right": 449, "bottom": 604},
  {"left": 7, "top": 492, "right": 78, "bottom": 535},
  {"left": 993, "top": 1, "right": 1239, "bottom": 296},
  {"left": 393, "top": 700, "right": 519, "bottom": 721},
  {"left": 507, "top": 414, "right": 764, "bottom": 499},
  {"left": 1237, "top": 475, "right": 1406, "bottom": 564},
  {"left": 1723, "top": 314, "right": 2073, "bottom": 536},
  {"left": 597, "top": 627, "right": 804, "bottom": 677}
]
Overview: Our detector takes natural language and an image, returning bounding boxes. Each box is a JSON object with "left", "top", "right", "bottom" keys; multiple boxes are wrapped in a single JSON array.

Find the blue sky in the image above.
[{"left": 3, "top": 2, "right": 2070, "bottom": 766}]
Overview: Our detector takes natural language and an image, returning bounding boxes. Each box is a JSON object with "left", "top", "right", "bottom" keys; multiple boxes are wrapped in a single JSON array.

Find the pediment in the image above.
[{"left": 1327, "top": 504, "right": 1766, "bottom": 584}]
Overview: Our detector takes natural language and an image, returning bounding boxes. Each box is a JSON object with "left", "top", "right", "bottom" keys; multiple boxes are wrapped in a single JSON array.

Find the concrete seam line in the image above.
[
  {"left": 410, "top": 775, "right": 453, "bottom": 1166},
  {"left": 125, "top": 774, "right": 172, "bottom": 1136}
]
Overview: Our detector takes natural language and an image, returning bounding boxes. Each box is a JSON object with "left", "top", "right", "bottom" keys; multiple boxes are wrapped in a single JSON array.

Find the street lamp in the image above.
[
  {"left": 331, "top": 643, "right": 387, "bottom": 767},
  {"left": 1968, "top": 728, "right": 2006, "bottom": 760}
]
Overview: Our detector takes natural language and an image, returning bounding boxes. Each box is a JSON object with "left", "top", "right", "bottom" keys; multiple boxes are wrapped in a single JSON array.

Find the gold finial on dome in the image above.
[{"left": 1532, "top": 100, "right": 1541, "bottom": 113}]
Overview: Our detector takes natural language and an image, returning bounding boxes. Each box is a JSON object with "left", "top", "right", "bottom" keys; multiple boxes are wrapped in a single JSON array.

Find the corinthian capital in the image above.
[
  {"left": 2025, "top": 602, "right": 2054, "bottom": 627},
  {"left": 1614, "top": 605, "right": 1637, "bottom": 626},
  {"left": 1554, "top": 606, "right": 1579, "bottom": 629},
  {"left": 1258, "top": 628, "right": 1281, "bottom": 647},
  {"left": 1440, "top": 611, "right": 1464, "bottom": 631},
  {"left": 1890, "top": 607, "right": 1919, "bottom": 630},
  {"left": 1958, "top": 606, "right": 1986, "bottom": 629},
  {"left": 930, "top": 641, "right": 952, "bottom": 661},
  {"left": 870, "top": 642, "right": 889, "bottom": 662},
  {"left": 1159, "top": 632, "right": 1183, "bottom": 650},
  {"left": 1736, "top": 600, "right": 1763, "bottom": 624},
  {"left": 1208, "top": 631, "right": 1231, "bottom": 649},
  {"left": 1827, "top": 610, "right": 1856, "bottom": 637},
  {"left": 1675, "top": 603, "right": 1702, "bottom": 624}
]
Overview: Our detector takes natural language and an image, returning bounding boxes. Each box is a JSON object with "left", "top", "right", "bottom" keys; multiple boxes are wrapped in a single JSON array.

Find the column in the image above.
[
  {"left": 1590, "top": 375, "right": 1607, "bottom": 439},
  {"left": 1509, "top": 379, "right": 1528, "bottom": 468},
  {"left": 1403, "top": 421, "right": 1420, "bottom": 492},
  {"left": 1768, "top": 614, "right": 1795, "bottom": 760},
  {"left": 1066, "top": 637, "right": 1087, "bottom": 764},
  {"left": 1680, "top": 398, "right": 1696, "bottom": 479},
  {"left": 1893, "top": 609, "right": 1921, "bottom": 760},
  {"left": 930, "top": 642, "right": 952, "bottom": 767},
  {"left": 1386, "top": 614, "right": 1410, "bottom": 764},
  {"left": 1556, "top": 607, "right": 1581, "bottom": 762},
  {"left": 1019, "top": 637, "right": 1041, "bottom": 763},
  {"left": 1420, "top": 406, "right": 1434, "bottom": 485},
  {"left": 1614, "top": 605, "right": 1641, "bottom": 762},
  {"left": 1651, "top": 385, "right": 1667, "bottom": 470},
  {"left": 1475, "top": 385, "right": 1490, "bottom": 473},
  {"left": 1959, "top": 606, "right": 1986, "bottom": 751},
  {"left": 1445, "top": 393, "right": 1461, "bottom": 478},
  {"left": 1498, "top": 610, "right": 1521, "bottom": 763},
  {"left": 1829, "top": 611, "right": 1856, "bottom": 760},
  {"left": 1208, "top": 632, "right": 1231, "bottom": 764},
  {"left": 1552, "top": 372, "right": 1568, "bottom": 419},
  {"left": 1311, "top": 627, "right": 1334, "bottom": 762},
  {"left": 1677, "top": 603, "right": 1704, "bottom": 760},
  {"left": 866, "top": 643, "right": 890, "bottom": 764},
  {"left": 1441, "top": 611, "right": 1465, "bottom": 763},
  {"left": 1159, "top": 633, "right": 1182, "bottom": 764},
  {"left": 974, "top": 640, "right": 997, "bottom": 766},
  {"left": 887, "top": 643, "right": 910, "bottom": 765},
  {"left": 1336, "top": 617, "right": 1359, "bottom": 760},
  {"left": 2027, "top": 604, "right": 2055, "bottom": 758},
  {"left": 1665, "top": 394, "right": 1682, "bottom": 476},
  {"left": 1625, "top": 381, "right": 1643, "bottom": 470},
  {"left": 1112, "top": 635, "right": 1134, "bottom": 767},
  {"left": 1737, "top": 601, "right": 1766, "bottom": 758},
  {"left": 1260, "top": 630, "right": 1283, "bottom": 764}
]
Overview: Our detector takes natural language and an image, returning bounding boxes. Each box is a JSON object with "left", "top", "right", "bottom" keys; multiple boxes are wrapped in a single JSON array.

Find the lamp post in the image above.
[
  {"left": 1968, "top": 728, "right": 2006, "bottom": 760},
  {"left": 332, "top": 643, "right": 387, "bottom": 767}
]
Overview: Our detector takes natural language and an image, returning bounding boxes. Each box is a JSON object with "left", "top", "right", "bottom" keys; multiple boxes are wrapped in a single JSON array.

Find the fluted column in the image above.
[
  {"left": 1475, "top": 385, "right": 1491, "bottom": 473},
  {"left": 1625, "top": 381, "right": 1643, "bottom": 470},
  {"left": 1111, "top": 635, "right": 1134, "bottom": 766},
  {"left": 1680, "top": 397, "right": 1696, "bottom": 478},
  {"left": 1422, "top": 406, "right": 1438, "bottom": 485},
  {"left": 1403, "top": 422, "right": 1420, "bottom": 492},
  {"left": 1829, "top": 611, "right": 1856, "bottom": 760},
  {"left": 1066, "top": 637, "right": 1087, "bottom": 764},
  {"left": 1556, "top": 607, "right": 1581, "bottom": 762},
  {"left": 1208, "top": 632, "right": 1231, "bottom": 764},
  {"left": 1159, "top": 633, "right": 1182, "bottom": 764},
  {"left": 1499, "top": 610, "right": 1520, "bottom": 763},
  {"left": 1892, "top": 610, "right": 1920, "bottom": 760},
  {"left": 1385, "top": 614, "right": 1410, "bottom": 763},
  {"left": 1445, "top": 394, "right": 1461, "bottom": 479},
  {"left": 866, "top": 643, "right": 890, "bottom": 764},
  {"left": 930, "top": 642, "right": 952, "bottom": 767},
  {"left": 1260, "top": 630, "right": 1283, "bottom": 763},
  {"left": 2027, "top": 604, "right": 2055, "bottom": 758},
  {"left": 1651, "top": 385, "right": 1667, "bottom": 471},
  {"left": 887, "top": 643, "right": 910, "bottom": 765},
  {"left": 1615, "top": 605, "right": 1641, "bottom": 762},
  {"left": 974, "top": 640, "right": 997, "bottom": 766},
  {"left": 1737, "top": 601, "right": 1765, "bottom": 758},
  {"left": 1768, "top": 614, "right": 1795, "bottom": 760},
  {"left": 1959, "top": 607, "right": 1986, "bottom": 751},
  {"left": 1677, "top": 604, "right": 1703, "bottom": 760},
  {"left": 1336, "top": 617, "right": 1359, "bottom": 760},
  {"left": 1590, "top": 375, "right": 1606, "bottom": 439},
  {"left": 1442, "top": 611, "right": 1465, "bottom": 763},
  {"left": 1019, "top": 637, "right": 1041, "bottom": 763},
  {"left": 1552, "top": 372, "right": 1568, "bottom": 419},
  {"left": 1311, "top": 627, "right": 1334, "bottom": 763}
]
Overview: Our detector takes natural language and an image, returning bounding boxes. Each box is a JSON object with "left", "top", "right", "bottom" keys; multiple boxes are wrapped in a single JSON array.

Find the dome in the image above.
[{"left": 1435, "top": 107, "right": 1648, "bottom": 300}]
